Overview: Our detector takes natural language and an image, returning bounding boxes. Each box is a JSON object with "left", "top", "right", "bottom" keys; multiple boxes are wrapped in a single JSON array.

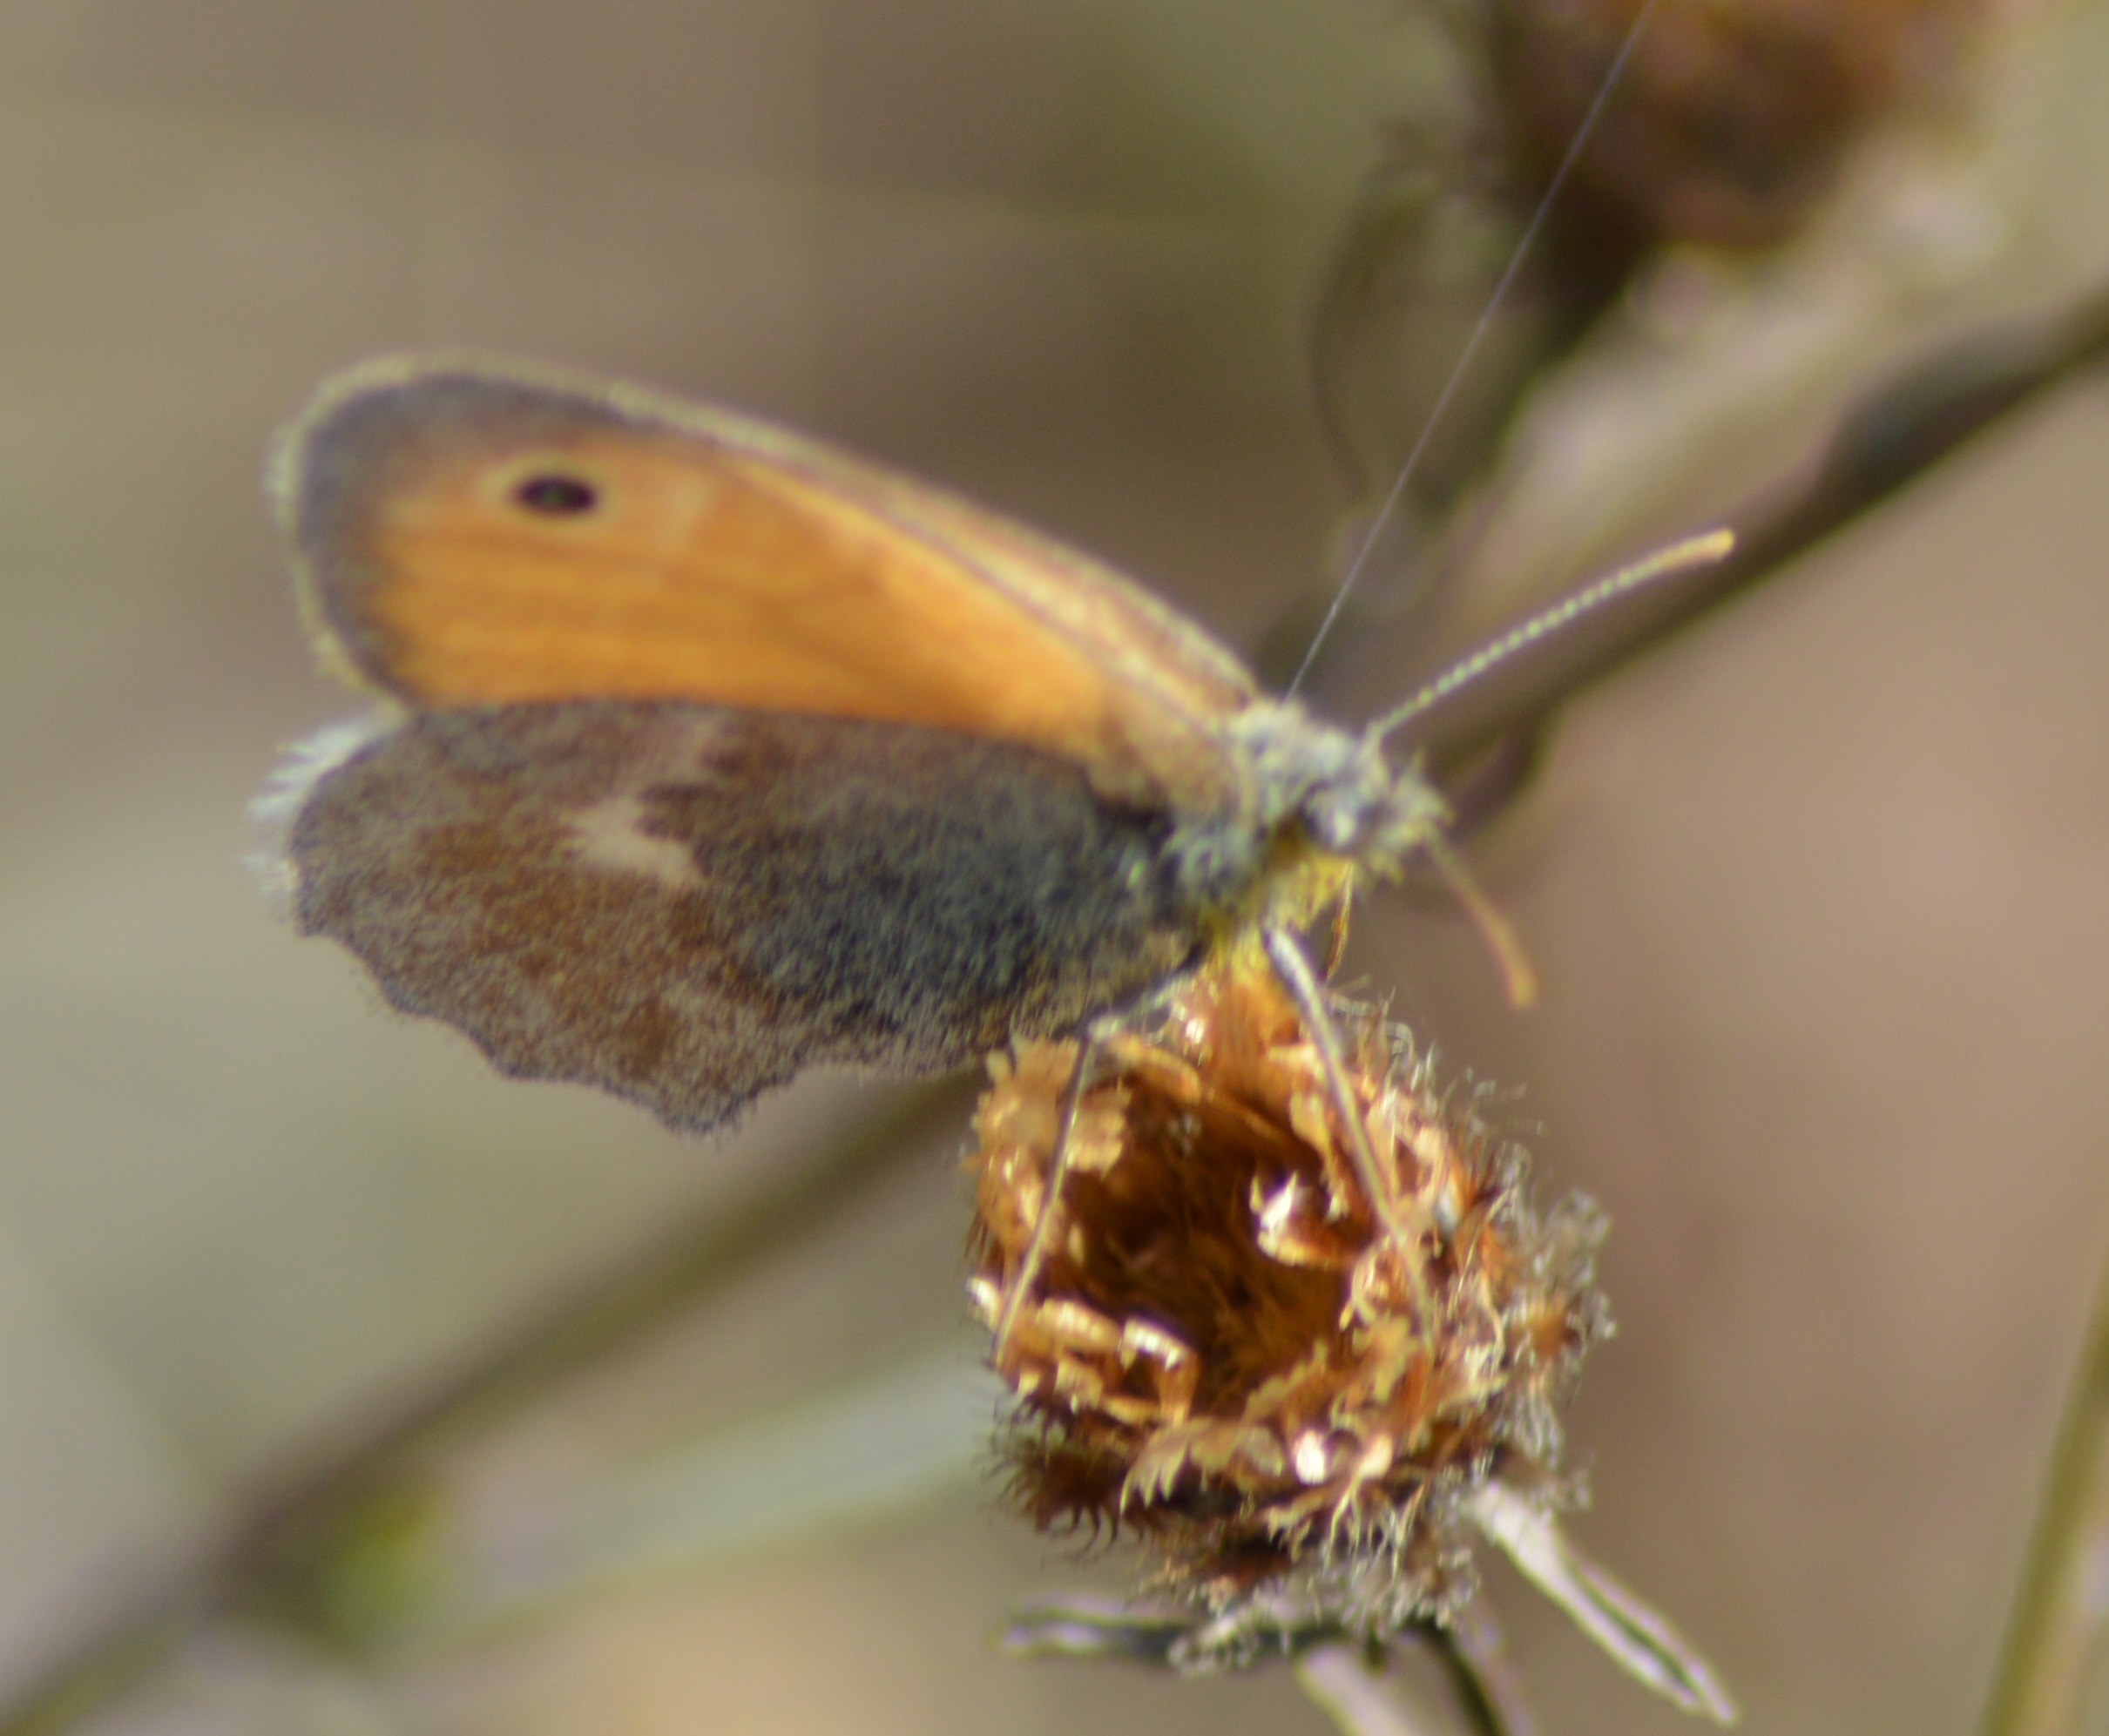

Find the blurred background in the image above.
[{"left": 2, "top": 2, "right": 2108, "bottom": 1733}]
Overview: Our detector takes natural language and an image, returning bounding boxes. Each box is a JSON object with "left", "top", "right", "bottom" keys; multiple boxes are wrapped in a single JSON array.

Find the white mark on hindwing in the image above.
[{"left": 566, "top": 793, "right": 708, "bottom": 891}]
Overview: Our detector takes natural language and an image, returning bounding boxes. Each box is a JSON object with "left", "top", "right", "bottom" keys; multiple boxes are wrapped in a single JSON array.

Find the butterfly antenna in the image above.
[
  {"left": 1284, "top": 0, "right": 1670, "bottom": 700},
  {"left": 1369, "top": 528, "right": 1734, "bottom": 745},
  {"left": 1369, "top": 532, "right": 1734, "bottom": 1010}
]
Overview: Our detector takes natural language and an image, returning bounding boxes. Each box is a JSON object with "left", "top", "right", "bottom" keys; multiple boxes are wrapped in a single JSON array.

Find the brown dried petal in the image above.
[{"left": 967, "top": 954, "right": 1610, "bottom": 1652}]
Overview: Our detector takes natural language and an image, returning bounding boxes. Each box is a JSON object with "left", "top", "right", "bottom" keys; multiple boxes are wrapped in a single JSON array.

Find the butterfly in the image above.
[{"left": 259, "top": 354, "right": 1726, "bottom": 1281}]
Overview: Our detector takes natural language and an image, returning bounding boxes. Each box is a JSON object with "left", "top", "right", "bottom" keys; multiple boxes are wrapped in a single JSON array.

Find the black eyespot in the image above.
[{"left": 513, "top": 473, "right": 599, "bottom": 516}]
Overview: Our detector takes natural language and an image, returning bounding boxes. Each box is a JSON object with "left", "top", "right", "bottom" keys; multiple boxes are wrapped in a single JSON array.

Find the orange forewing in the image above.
[{"left": 280, "top": 359, "right": 1260, "bottom": 812}]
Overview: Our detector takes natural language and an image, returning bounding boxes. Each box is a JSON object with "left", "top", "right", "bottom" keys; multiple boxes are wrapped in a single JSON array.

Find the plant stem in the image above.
[{"left": 1981, "top": 1243, "right": 2109, "bottom": 1736}]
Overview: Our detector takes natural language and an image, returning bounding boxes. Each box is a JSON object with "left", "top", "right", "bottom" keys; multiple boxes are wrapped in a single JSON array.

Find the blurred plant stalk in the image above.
[
  {"left": 1294, "top": 0, "right": 2103, "bottom": 720},
  {"left": 1983, "top": 1246, "right": 2109, "bottom": 1736},
  {"left": 0, "top": 1079, "right": 976, "bottom": 1734}
]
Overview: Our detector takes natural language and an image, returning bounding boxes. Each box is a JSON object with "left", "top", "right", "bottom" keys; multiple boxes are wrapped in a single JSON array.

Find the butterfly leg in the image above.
[
  {"left": 991, "top": 1023, "right": 1107, "bottom": 1364},
  {"left": 1322, "top": 888, "right": 1354, "bottom": 977},
  {"left": 1261, "top": 926, "right": 1410, "bottom": 1246}
]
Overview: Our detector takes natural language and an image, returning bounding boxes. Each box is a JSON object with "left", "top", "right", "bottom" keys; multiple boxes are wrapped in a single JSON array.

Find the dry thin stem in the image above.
[
  {"left": 1980, "top": 1240, "right": 2109, "bottom": 1736},
  {"left": 1438, "top": 1601, "right": 1538, "bottom": 1736},
  {"left": 1296, "top": 1641, "right": 1451, "bottom": 1736},
  {"left": 0, "top": 1081, "right": 972, "bottom": 1736},
  {"left": 1393, "top": 274, "right": 2109, "bottom": 780}
]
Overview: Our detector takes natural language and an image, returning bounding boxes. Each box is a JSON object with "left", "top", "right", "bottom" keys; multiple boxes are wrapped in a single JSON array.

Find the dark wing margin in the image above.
[{"left": 281, "top": 703, "right": 1211, "bottom": 1134}]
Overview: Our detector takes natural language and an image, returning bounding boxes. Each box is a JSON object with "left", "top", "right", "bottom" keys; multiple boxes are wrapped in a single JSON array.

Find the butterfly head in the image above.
[{"left": 1178, "top": 701, "right": 1450, "bottom": 933}]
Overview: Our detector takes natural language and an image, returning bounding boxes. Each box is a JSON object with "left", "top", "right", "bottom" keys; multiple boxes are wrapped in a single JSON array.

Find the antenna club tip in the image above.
[{"left": 1638, "top": 527, "right": 1735, "bottom": 580}]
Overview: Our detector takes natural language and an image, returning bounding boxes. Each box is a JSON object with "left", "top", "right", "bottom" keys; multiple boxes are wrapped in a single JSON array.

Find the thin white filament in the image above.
[{"left": 1285, "top": 0, "right": 1670, "bottom": 700}]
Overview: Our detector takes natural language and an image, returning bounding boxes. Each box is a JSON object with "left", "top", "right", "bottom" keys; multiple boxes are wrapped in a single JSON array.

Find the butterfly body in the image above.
[{"left": 264, "top": 358, "right": 1447, "bottom": 1133}]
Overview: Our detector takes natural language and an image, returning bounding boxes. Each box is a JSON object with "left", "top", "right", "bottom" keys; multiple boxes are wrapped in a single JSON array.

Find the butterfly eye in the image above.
[{"left": 512, "top": 473, "right": 600, "bottom": 516}]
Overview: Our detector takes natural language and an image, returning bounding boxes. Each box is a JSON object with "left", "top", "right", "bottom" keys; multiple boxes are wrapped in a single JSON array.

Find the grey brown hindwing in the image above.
[{"left": 285, "top": 703, "right": 1207, "bottom": 1131}]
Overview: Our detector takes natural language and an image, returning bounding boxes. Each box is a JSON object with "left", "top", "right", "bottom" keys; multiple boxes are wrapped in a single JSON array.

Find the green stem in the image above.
[{"left": 1981, "top": 1246, "right": 2109, "bottom": 1736}]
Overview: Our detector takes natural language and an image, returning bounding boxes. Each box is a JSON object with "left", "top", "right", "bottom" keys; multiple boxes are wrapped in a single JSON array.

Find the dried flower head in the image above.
[
  {"left": 966, "top": 949, "right": 1611, "bottom": 1665},
  {"left": 1491, "top": 0, "right": 2008, "bottom": 253}
]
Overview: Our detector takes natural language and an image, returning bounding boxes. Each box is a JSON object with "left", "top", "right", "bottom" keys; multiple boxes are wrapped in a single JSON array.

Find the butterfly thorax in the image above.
[{"left": 1166, "top": 700, "right": 1450, "bottom": 941}]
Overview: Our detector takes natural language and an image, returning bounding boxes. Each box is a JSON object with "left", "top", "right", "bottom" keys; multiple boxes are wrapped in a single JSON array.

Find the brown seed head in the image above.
[
  {"left": 1491, "top": 0, "right": 2007, "bottom": 255},
  {"left": 968, "top": 955, "right": 1611, "bottom": 1660}
]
